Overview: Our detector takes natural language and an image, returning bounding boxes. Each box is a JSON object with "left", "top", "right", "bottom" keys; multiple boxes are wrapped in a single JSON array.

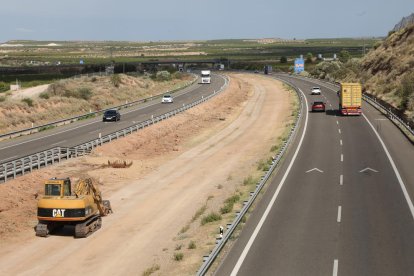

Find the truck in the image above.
[
  {"left": 264, "top": 65, "right": 272, "bottom": 75},
  {"left": 35, "top": 177, "right": 112, "bottom": 238},
  {"left": 201, "top": 70, "right": 211, "bottom": 84},
  {"left": 338, "top": 83, "right": 362, "bottom": 115}
]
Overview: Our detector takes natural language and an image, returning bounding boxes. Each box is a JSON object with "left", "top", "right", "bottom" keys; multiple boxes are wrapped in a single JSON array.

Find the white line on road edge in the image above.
[
  {"left": 340, "top": 139, "right": 343, "bottom": 146},
  {"left": 230, "top": 88, "right": 309, "bottom": 276},
  {"left": 333, "top": 259, "right": 339, "bottom": 276},
  {"left": 363, "top": 113, "right": 414, "bottom": 220},
  {"left": 340, "top": 175, "right": 343, "bottom": 185},
  {"left": 337, "top": 206, "right": 342, "bottom": 222},
  {"left": 341, "top": 154, "right": 343, "bottom": 162}
]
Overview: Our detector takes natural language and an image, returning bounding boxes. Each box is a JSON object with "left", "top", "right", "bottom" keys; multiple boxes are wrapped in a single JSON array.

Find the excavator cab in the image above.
[{"left": 44, "top": 178, "right": 71, "bottom": 197}]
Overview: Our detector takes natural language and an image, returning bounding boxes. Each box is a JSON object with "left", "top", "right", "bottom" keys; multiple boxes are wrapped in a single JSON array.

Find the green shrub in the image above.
[
  {"left": 21, "top": 98, "right": 34, "bottom": 107},
  {"left": 77, "top": 87, "right": 92, "bottom": 100},
  {"left": 142, "top": 264, "right": 160, "bottom": 276},
  {"left": 0, "top": 96, "right": 5, "bottom": 102},
  {"left": 280, "top": 56, "right": 287, "bottom": 63},
  {"left": 188, "top": 241, "right": 196, "bottom": 249},
  {"left": 111, "top": 74, "right": 121, "bottom": 87},
  {"left": 91, "top": 77, "right": 97, "bottom": 82},
  {"left": 201, "top": 212, "right": 222, "bottom": 225},
  {"left": 0, "top": 82, "right": 8, "bottom": 92},
  {"left": 156, "top": 71, "right": 171, "bottom": 81},
  {"left": 173, "top": 252, "right": 184, "bottom": 261},
  {"left": 243, "top": 176, "right": 255, "bottom": 186},
  {"left": 220, "top": 194, "right": 241, "bottom": 214},
  {"left": 191, "top": 205, "right": 207, "bottom": 222},
  {"left": 397, "top": 72, "right": 414, "bottom": 110},
  {"left": 39, "top": 92, "right": 50, "bottom": 99}
]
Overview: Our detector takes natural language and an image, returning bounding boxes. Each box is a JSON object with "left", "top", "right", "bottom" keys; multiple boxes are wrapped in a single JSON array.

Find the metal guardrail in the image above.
[
  {"left": 0, "top": 75, "right": 229, "bottom": 183},
  {"left": 196, "top": 77, "right": 304, "bottom": 275},
  {"left": 362, "top": 93, "right": 414, "bottom": 138},
  {"left": 0, "top": 73, "right": 198, "bottom": 141},
  {"left": 0, "top": 147, "right": 90, "bottom": 182}
]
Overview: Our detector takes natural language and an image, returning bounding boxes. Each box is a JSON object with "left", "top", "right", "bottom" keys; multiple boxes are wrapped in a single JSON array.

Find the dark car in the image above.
[
  {"left": 103, "top": 109, "right": 121, "bottom": 122},
  {"left": 311, "top": 101, "right": 326, "bottom": 112}
]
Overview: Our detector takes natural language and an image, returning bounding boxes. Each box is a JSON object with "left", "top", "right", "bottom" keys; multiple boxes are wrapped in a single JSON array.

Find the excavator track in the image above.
[
  {"left": 35, "top": 223, "right": 49, "bottom": 237},
  {"left": 75, "top": 215, "right": 102, "bottom": 238}
]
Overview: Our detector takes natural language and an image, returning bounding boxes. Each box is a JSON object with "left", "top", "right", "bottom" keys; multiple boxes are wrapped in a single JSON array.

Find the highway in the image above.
[
  {"left": 215, "top": 74, "right": 414, "bottom": 276},
  {"left": 0, "top": 75, "right": 225, "bottom": 165}
]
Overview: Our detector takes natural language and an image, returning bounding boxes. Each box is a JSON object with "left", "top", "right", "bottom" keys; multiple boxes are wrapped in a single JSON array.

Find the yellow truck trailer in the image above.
[{"left": 338, "top": 83, "right": 362, "bottom": 116}]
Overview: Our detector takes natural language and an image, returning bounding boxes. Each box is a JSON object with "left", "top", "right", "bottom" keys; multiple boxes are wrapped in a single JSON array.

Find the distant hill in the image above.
[{"left": 392, "top": 13, "right": 414, "bottom": 32}]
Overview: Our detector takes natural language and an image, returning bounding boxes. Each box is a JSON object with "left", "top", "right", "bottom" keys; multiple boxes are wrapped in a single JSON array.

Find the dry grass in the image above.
[{"left": 0, "top": 74, "right": 193, "bottom": 134}]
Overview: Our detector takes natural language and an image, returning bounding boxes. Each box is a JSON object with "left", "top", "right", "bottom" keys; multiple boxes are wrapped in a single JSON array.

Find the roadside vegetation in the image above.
[{"left": 0, "top": 73, "right": 194, "bottom": 134}]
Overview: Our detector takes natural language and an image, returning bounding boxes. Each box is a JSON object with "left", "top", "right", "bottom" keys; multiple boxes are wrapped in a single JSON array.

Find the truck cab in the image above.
[{"left": 201, "top": 70, "right": 211, "bottom": 84}]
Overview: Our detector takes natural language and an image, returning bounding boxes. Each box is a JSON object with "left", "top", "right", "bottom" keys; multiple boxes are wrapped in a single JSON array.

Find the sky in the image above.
[{"left": 0, "top": 0, "right": 413, "bottom": 42}]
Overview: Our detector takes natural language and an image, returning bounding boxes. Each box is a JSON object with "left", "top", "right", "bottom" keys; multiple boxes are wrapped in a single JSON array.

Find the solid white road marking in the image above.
[
  {"left": 363, "top": 112, "right": 414, "bottom": 220},
  {"left": 230, "top": 88, "right": 309, "bottom": 276},
  {"left": 333, "top": 259, "right": 339, "bottom": 276},
  {"left": 341, "top": 154, "right": 343, "bottom": 162},
  {"left": 337, "top": 206, "right": 342, "bottom": 222},
  {"left": 359, "top": 167, "right": 379, "bottom": 173},
  {"left": 305, "top": 168, "right": 324, "bottom": 173},
  {"left": 340, "top": 174, "right": 343, "bottom": 185}
]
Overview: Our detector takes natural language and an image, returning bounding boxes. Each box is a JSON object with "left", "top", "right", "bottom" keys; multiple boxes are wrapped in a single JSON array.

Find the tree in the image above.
[
  {"left": 338, "top": 50, "right": 351, "bottom": 63},
  {"left": 280, "top": 56, "right": 287, "bottom": 63},
  {"left": 306, "top": 53, "right": 313, "bottom": 64}
]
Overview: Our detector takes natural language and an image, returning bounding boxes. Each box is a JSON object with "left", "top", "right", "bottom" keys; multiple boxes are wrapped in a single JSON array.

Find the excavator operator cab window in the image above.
[
  {"left": 45, "top": 184, "right": 62, "bottom": 196},
  {"left": 63, "top": 179, "right": 71, "bottom": 196}
]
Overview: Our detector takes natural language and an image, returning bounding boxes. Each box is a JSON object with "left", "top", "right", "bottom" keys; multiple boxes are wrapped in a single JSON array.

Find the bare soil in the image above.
[{"left": 0, "top": 73, "right": 293, "bottom": 275}]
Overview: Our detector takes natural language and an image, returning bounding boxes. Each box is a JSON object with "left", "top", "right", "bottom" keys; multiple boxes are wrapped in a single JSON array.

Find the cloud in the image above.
[{"left": 16, "top": 27, "right": 35, "bottom": 33}]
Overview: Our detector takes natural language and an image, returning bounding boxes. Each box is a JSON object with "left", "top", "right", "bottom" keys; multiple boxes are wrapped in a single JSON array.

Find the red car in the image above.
[{"left": 311, "top": 101, "right": 326, "bottom": 112}]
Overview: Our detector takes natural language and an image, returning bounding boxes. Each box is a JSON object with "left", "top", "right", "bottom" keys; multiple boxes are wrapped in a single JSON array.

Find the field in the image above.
[{"left": 0, "top": 38, "right": 381, "bottom": 66}]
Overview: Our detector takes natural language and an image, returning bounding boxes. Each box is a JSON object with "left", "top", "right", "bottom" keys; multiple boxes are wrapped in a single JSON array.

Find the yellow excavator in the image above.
[{"left": 35, "top": 177, "right": 112, "bottom": 238}]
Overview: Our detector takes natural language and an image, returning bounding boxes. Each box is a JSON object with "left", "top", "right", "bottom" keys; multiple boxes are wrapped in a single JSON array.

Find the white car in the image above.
[
  {"left": 161, "top": 94, "right": 173, "bottom": 103},
  {"left": 311, "top": 87, "right": 321, "bottom": 95}
]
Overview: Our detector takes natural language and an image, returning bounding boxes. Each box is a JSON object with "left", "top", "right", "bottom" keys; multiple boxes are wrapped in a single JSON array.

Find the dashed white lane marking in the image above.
[
  {"left": 336, "top": 121, "right": 339, "bottom": 125},
  {"left": 50, "top": 140, "right": 67, "bottom": 146},
  {"left": 340, "top": 139, "right": 343, "bottom": 146},
  {"left": 333, "top": 259, "right": 339, "bottom": 276},
  {"left": 338, "top": 129, "right": 341, "bottom": 134},
  {"left": 340, "top": 174, "right": 343, "bottom": 185},
  {"left": 337, "top": 206, "right": 342, "bottom": 222},
  {"left": 341, "top": 154, "right": 344, "bottom": 162}
]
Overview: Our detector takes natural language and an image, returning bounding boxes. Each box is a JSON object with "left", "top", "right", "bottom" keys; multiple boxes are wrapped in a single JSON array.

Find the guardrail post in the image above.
[
  {"left": 3, "top": 164, "right": 7, "bottom": 182},
  {"left": 45, "top": 151, "right": 48, "bottom": 167},
  {"left": 21, "top": 158, "right": 25, "bottom": 175},
  {"left": 13, "top": 161, "right": 16, "bottom": 178},
  {"left": 29, "top": 156, "right": 33, "bottom": 172}
]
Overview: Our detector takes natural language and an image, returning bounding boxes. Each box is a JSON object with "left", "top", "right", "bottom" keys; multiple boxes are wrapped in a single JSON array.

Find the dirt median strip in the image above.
[{"left": 0, "top": 73, "right": 294, "bottom": 276}]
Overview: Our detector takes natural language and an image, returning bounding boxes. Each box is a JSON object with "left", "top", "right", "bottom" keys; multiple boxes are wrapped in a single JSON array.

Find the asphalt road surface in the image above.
[
  {"left": 215, "top": 74, "right": 414, "bottom": 276},
  {"left": 0, "top": 74, "right": 225, "bottom": 164}
]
